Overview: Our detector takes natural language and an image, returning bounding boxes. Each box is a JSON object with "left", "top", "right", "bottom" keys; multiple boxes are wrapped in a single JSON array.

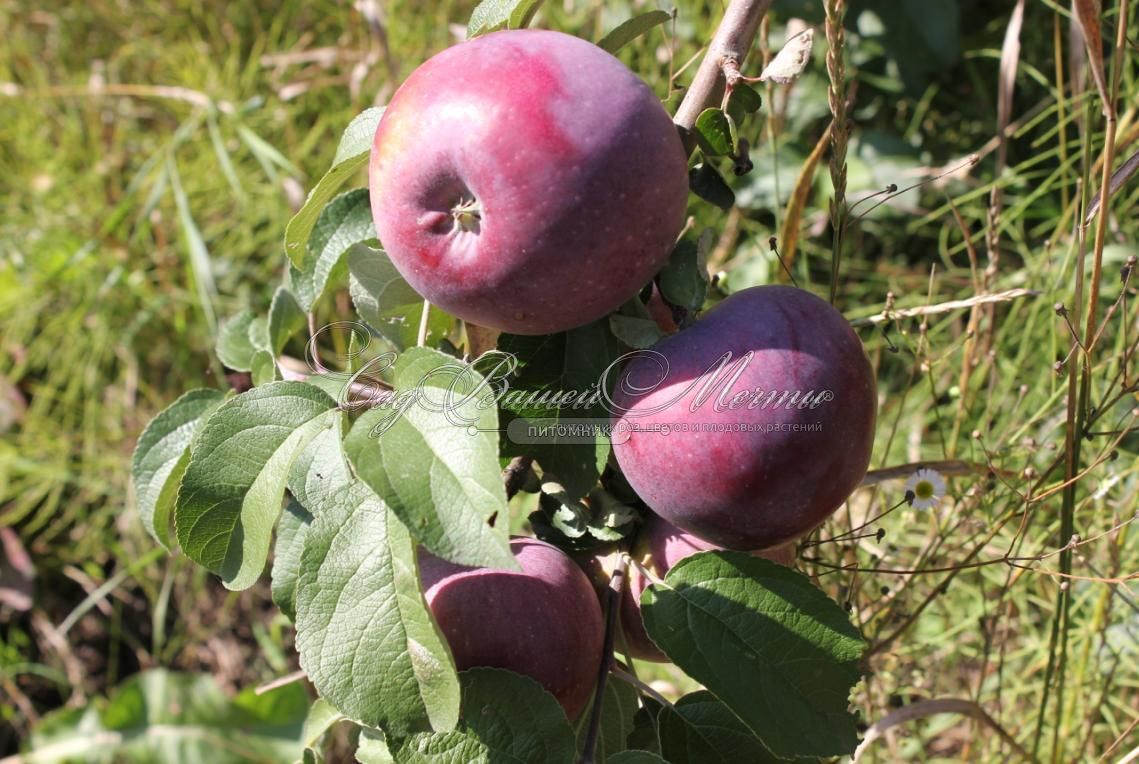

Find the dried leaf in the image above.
[
  {"left": 1086, "top": 147, "right": 1139, "bottom": 222},
  {"left": 995, "top": 0, "right": 1026, "bottom": 174},
  {"left": 1068, "top": 3, "right": 1087, "bottom": 98},
  {"left": 0, "top": 527, "right": 34, "bottom": 612},
  {"left": 759, "top": 28, "right": 814, "bottom": 84},
  {"left": 779, "top": 121, "right": 832, "bottom": 275},
  {"left": 1072, "top": 0, "right": 1110, "bottom": 113}
]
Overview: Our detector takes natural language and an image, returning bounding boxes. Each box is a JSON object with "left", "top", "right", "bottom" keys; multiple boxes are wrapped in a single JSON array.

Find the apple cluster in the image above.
[{"left": 370, "top": 29, "right": 876, "bottom": 718}]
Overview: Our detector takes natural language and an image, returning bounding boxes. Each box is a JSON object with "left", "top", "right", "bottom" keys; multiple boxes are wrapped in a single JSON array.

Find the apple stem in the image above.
[
  {"left": 609, "top": 666, "right": 673, "bottom": 709},
  {"left": 578, "top": 552, "right": 628, "bottom": 764},
  {"left": 673, "top": 0, "right": 773, "bottom": 155},
  {"left": 416, "top": 299, "right": 431, "bottom": 347}
]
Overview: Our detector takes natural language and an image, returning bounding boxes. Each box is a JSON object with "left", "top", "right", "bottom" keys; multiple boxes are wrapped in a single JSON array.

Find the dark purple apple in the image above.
[
  {"left": 611, "top": 285, "right": 876, "bottom": 550},
  {"left": 419, "top": 537, "right": 604, "bottom": 719},
  {"left": 618, "top": 515, "right": 795, "bottom": 661},
  {"left": 369, "top": 29, "right": 689, "bottom": 335}
]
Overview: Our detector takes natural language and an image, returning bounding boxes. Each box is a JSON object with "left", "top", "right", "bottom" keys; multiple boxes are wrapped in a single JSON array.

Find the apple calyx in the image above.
[{"left": 451, "top": 197, "right": 482, "bottom": 235}]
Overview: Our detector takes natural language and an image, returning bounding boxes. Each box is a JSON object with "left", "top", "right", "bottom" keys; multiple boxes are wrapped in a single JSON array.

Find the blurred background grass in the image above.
[{"left": 3, "top": 0, "right": 1139, "bottom": 760}]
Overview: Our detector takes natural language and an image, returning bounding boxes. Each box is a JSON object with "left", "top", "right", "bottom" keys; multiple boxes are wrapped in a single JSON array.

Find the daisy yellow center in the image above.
[{"left": 914, "top": 480, "right": 936, "bottom": 500}]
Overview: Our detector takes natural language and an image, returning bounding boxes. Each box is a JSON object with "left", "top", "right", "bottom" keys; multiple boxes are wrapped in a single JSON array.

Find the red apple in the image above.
[
  {"left": 611, "top": 285, "right": 876, "bottom": 549},
  {"left": 369, "top": 29, "right": 689, "bottom": 335},
  {"left": 419, "top": 537, "right": 604, "bottom": 718},
  {"left": 618, "top": 515, "right": 795, "bottom": 662}
]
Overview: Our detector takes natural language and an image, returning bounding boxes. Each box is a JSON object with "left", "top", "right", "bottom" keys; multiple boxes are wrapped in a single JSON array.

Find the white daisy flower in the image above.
[{"left": 904, "top": 467, "right": 946, "bottom": 510}]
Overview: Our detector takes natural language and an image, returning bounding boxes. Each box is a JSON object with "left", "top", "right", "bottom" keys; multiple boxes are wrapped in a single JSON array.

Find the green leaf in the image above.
[
  {"left": 576, "top": 675, "right": 639, "bottom": 761},
  {"left": 271, "top": 499, "right": 312, "bottom": 622},
  {"left": 725, "top": 84, "right": 763, "bottom": 123},
  {"left": 175, "top": 382, "right": 340, "bottom": 590},
  {"left": 658, "top": 691, "right": 784, "bottom": 763},
  {"left": 285, "top": 107, "right": 384, "bottom": 267},
  {"left": 641, "top": 552, "right": 865, "bottom": 759},
  {"left": 694, "top": 109, "right": 733, "bottom": 157},
  {"left": 296, "top": 478, "right": 461, "bottom": 735},
  {"left": 395, "top": 731, "right": 488, "bottom": 763},
  {"left": 467, "top": 0, "right": 545, "bottom": 38},
  {"left": 26, "top": 669, "right": 308, "bottom": 764},
  {"left": 688, "top": 164, "right": 734, "bottom": 212},
  {"left": 348, "top": 242, "right": 452, "bottom": 349},
  {"left": 657, "top": 236, "right": 710, "bottom": 312},
  {"left": 609, "top": 315, "right": 665, "bottom": 349},
  {"left": 334, "top": 108, "right": 386, "bottom": 166},
  {"left": 287, "top": 418, "right": 356, "bottom": 512},
  {"left": 597, "top": 10, "right": 673, "bottom": 54},
  {"left": 302, "top": 698, "right": 347, "bottom": 750},
  {"left": 290, "top": 188, "right": 377, "bottom": 311},
  {"left": 459, "top": 668, "right": 576, "bottom": 763},
  {"left": 217, "top": 310, "right": 271, "bottom": 371},
  {"left": 269, "top": 286, "right": 307, "bottom": 356},
  {"left": 132, "top": 389, "right": 225, "bottom": 549},
  {"left": 275, "top": 421, "right": 357, "bottom": 621},
  {"left": 251, "top": 350, "right": 281, "bottom": 386},
  {"left": 496, "top": 321, "right": 623, "bottom": 499},
  {"left": 356, "top": 729, "right": 395, "bottom": 764},
  {"left": 607, "top": 752, "right": 668, "bottom": 764},
  {"left": 626, "top": 700, "right": 662, "bottom": 755},
  {"left": 345, "top": 348, "right": 515, "bottom": 570}
]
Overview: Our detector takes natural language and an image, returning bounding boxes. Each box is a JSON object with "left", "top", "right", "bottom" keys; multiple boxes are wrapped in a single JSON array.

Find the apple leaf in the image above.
[
  {"left": 285, "top": 107, "right": 384, "bottom": 267},
  {"left": 301, "top": 698, "right": 346, "bottom": 752},
  {"left": 268, "top": 286, "right": 306, "bottom": 356},
  {"left": 626, "top": 700, "right": 663, "bottom": 755},
  {"left": 609, "top": 315, "right": 665, "bottom": 349},
  {"left": 575, "top": 675, "right": 639, "bottom": 761},
  {"left": 356, "top": 729, "right": 395, "bottom": 764},
  {"left": 286, "top": 416, "right": 355, "bottom": 505},
  {"left": 270, "top": 499, "right": 312, "bottom": 622},
  {"left": 132, "top": 388, "right": 225, "bottom": 549},
  {"left": 251, "top": 349, "right": 280, "bottom": 386},
  {"left": 658, "top": 235, "right": 711, "bottom": 312},
  {"left": 658, "top": 691, "right": 786, "bottom": 763},
  {"left": 174, "top": 382, "right": 340, "bottom": 590},
  {"left": 467, "top": 0, "right": 544, "bottom": 38},
  {"left": 274, "top": 419, "right": 356, "bottom": 621},
  {"left": 726, "top": 83, "right": 763, "bottom": 123},
  {"left": 607, "top": 752, "right": 668, "bottom": 764},
  {"left": 597, "top": 10, "right": 673, "bottom": 54},
  {"left": 641, "top": 552, "right": 865, "bottom": 759},
  {"left": 348, "top": 242, "right": 452, "bottom": 350},
  {"left": 295, "top": 475, "right": 461, "bottom": 736},
  {"left": 394, "top": 731, "right": 489, "bottom": 763},
  {"left": 688, "top": 163, "right": 735, "bottom": 212},
  {"left": 344, "top": 348, "right": 516, "bottom": 570},
  {"left": 217, "top": 310, "right": 271, "bottom": 371},
  {"left": 694, "top": 109, "right": 735, "bottom": 157},
  {"left": 497, "top": 321, "right": 623, "bottom": 499},
  {"left": 290, "top": 188, "right": 377, "bottom": 311},
  {"left": 459, "top": 669, "right": 576, "bottom": 764},
  {"left": 26, "top": 670, "right": 308, "bottom": 764}
]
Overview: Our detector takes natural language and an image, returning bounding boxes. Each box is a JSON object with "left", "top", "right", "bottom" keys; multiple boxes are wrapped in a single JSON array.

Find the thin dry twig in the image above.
[
  {"left": 853, "top": 698, "right": 1033, "bottom": 762},
  {"left": 0, "top": 82, "right": 235, "bottom": 113},
  {"left": 850, "top": 289, "right": 1040, "bottom": 327}
]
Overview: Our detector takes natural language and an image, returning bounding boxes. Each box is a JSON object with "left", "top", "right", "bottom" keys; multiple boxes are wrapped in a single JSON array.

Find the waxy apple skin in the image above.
[
  {"left": 370, "top": 29, "right": 689, "bottom": 335},
  {"left": 619, "top": 515, "right": 794, "bottom": 661},
  {"left": 419, "top": 537, "right": 604, "bottom": 719},
  {"left": 611, "top": 285, "right": 877, "bottom": 550}
]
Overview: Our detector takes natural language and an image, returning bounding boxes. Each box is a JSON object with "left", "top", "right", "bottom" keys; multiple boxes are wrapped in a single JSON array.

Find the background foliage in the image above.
[{"left": 3, "top": 0, "right": 1139, "bottom": 760}]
